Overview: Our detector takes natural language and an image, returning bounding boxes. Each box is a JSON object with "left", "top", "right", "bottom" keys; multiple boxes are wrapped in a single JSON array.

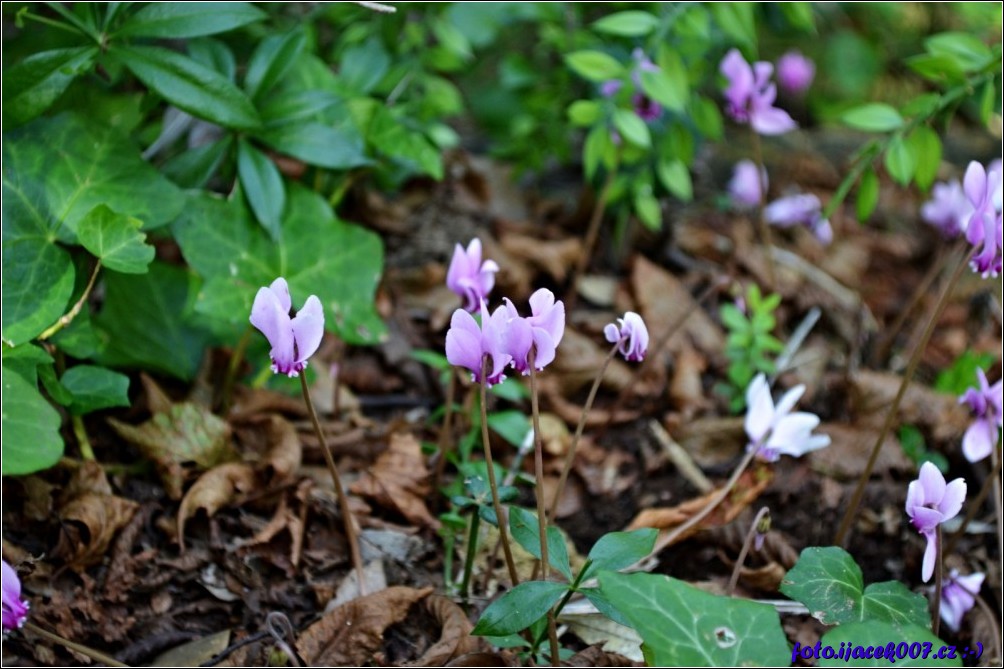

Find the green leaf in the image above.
[
  {"left": 780, "top": 547, "right": 930, "bottom": 627},
  {"left": 711, "top": 4, "right": 757, "bottom": 50},
  {"left": 1, "top": 238, "right": 74, "bottom": 347},
  {"left": 237, "top": 140, "right": 286, "bottom": 241},
  {"left": 612, "top": 108, "right": 650, "bottom": 148},
  {"left": 173, "top": 186, "right": 385, "bottom": 345},
  {"left": 339, "top": 38, "right": 391, "bottom": 95},
  {"left": 2, "top": 47, "right": 98, "bottom": 127},
  {"left": 257, "top": 122, "right": 369, "bottom": 170},
  {"left": 509, "top": 507, "right": 573, "bottom": 580},
  {"left": 582, "top": 529, "right": 657, "bottom": 580},
  {"left": 564, "top": 50, "right": 625, "bottom": 82},
  {"left": 60, "top": 365, "right": 130, "bottom": 415},
  {"left": 656, "top": 159, "right": 693, "bottom": 202},
  {"left": 93, "top": 261, "right": 214, "bottom": 381},
  {"left": 907, "top": 126, "right": 941, "bottom": 191},
  {"left": 162, "top": 135, "right": 233, "bottom": 189},
  {"left": 471, "top": 581, "right": 568, "bottom": 636},
  {"left": 567, "top": 100, "right": 602, "bottom": 127},
  {"left": 77, "top": 205, "right": 155, "bottom": 274},
  {"left": 3, "top": 113, "right": 185, "bottom": 239},
  {"left": 591, "top": 10, "right": 658, "bottom": 37},
  {"left": 188, "top": 38, "right": 236, "bottom": 80},
  {"left": 905, "top": 54, "right": 966, "bottom": 84},
  {"left": 818, "top": 622, "right": 961, "bottom": 667},
  {"left": 583, "top": 125, "right": 616, "bottom": 182},
  {"left": 244, "top": 30, "right": 307, "bottom": 102},
  {"left": 1, "top": 361, "right": 64, "bottom": 475},
  {"left": 924, "top": 32, "right": 993, "bottom": 72},
  {"left": 884, "top": 136, "right": 916, "bottom": 187},
  {"left": 856, "top": 168, "right": 879, "bottom": 222},
  {"left": 113, "top": 45, "right": 260, "bottom": 130},
  {"left": 366, "top": 109, "right": 443, "bottom": 180},
  {"left": 116, "top": 2, "right": 265, "bottom": 38},
  {"left": 598, "top": 572, "right": 790, "bottom": 666},
  {"left": 842, "top": 104, "right": 904, "bottom": 132},
  {"left": 633, "top": 188, "right": 661, "bottom": 231},
  {"left": 690, "top": 95, "right": 723, "bottom": 140},
  {"left": 260, "top": 90, "right": 343, "bottom": 127},
  {"left": 779, "top": 3, "right": 816, "bottom": 32}
]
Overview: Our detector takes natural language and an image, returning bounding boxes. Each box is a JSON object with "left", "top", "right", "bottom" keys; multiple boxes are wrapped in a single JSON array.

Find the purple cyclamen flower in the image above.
[
  {"left": 720, "top": 48, "right": 797, "bottom": 136},
  {"left": 250, "top": 278, "right": 324, "bottom": 378},
  {"left": 2, "top": 559, "right": 29, "bottom": 633},
  {"left": 446, "top": 301, "right": 512, "bottom": 386},
  {"left": 905, "top": 462, "right": 966, "bottom": 582},
  {"left": 763, "top": 193, "right": 833, "bottom": 245},
  {"left": 600, "top": 49, "right": 663, "bottom": 123},
  {"left": 604, "top": 311, "right": 649, "bottom": 362},
  {"left": 744, "top": 374, "right": 830, "bottom": 462},
  {"left": 599, "top": 79, "right": 623, "bottom": 98},
  {"left": 728, "top": 160, "right": 768, "bottom": 209},
  {"left": 503, "top": 288, "right": 566, "bottom": 374},
  {"left": 959, "top": 368, "right": 1003, "bottom": 463},
  {"left": 921, "top": 180, "right": 973, "bottom": 239},
  {"left": 776, "top": 50, "right": 815, "bottom": 95},
  {"left": 940, "top": 570, "right": 984, "bottom": 633},
  {"left": 963, "top": 160, "right": 1003, "bottom": 278},
  {"left": 447, "top": 239, "right": 500, "bottom": 312}
]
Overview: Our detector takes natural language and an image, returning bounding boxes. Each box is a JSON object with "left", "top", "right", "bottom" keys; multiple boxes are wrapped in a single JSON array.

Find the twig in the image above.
[
  {"left": 649, "top": 420, "right": 712, "bottom": 493},
  {"left": 432, "top": 368, "right": 458, "bottom": 494},
  {"left": 24, "top": 622, "right": 129, "bottom": 667},
  {"left": 834, "top": 243, "right": 969, "bottom": 547},
  {"left": 727, "top": 506, "right": 770, "bottom": 595},
  {"left": 299, "top": 374, "right": 366, "bottom": 595}
]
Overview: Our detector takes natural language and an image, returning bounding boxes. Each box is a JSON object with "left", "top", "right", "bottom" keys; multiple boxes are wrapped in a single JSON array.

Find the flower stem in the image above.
[
  {"left": 24, "top": 622, "right": 129, "bottom": 667},
  {"left": 72, "top": 415, "right": 95, "bottom": 461},
  {"left": 220, "top": 326, "right": 252, "bottom": 414},
  {"left": 549, "top": 342, "right": 619, "bottom": 518},
  {"left": 432, "top": 368, "right": 458, "bottom": 495},
  {"left": 933, "top": 525, "right": 944, "bottom": 638},
  {"left": 460, "top": 511, "right": 481, "bottom": 603},
  {"left": 833, "top": 244, "right": 969, "bottom": 547},
  {"left": 299, "top": 374, "right": 366, "bottom": 595},
  {"left": 726, "top": 506, "right": 770, "bottom": 596},
  {"left": 38, "top": 261, "right": 101, "bottom": 341},
  {"left": 567, "top": 167, "right": 617, "bottom": 313},
  {"left": 749, "top": 128, "right": 776, "bottom": 292},
  {"left": 528, "top": 351, "right": 561, "bottom": 667},
  {"left": 480, "top": 357, "right": 520, "bottom": 586}
]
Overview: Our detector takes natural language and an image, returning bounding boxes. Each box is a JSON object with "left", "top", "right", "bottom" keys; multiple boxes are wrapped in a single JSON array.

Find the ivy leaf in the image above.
[
  {"left": 819, "top": 621, "right": 961, "bottom": 667},
  {"left": 582, "top": 528, "right": 657, "bottom": 581},
  {"left": 471, "top": 581, "right": 568, "bottom": 637},
  {"left": 173, "top": 186, "right": 386, "bottom": 345},
  {"left": 2, "top": 47, "right": 98, "bottom": 127},
  {"left": 112, "top": 44, "right": 260, "bottom": 130},
  {"left": 1, "top": 357, "right": 64, "bottom": 475},
  {"left": 60, "top": 365, "right": 131, "bottom": 415},
  {"left": 77, "top": 205, "right": 155, "bottom": 274},
  {"left": 116, "top": 3, "right": 266, "bottom": 39},
  {"left": 780, "top": 547, "right": 931, "bottom": 627},
  {"left": 598, "top": 572, "right": 790, "bottom": 666}
]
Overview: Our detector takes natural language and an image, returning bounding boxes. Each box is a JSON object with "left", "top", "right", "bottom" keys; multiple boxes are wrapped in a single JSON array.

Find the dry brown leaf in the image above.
[
  {"left": 848, "top": 370, "right": 970, "bottom": 441},
  {"left": 499, "top": 232, "right": 581, "bottom": 281},
  {"left": 228, "top": 386, "right": 308, "bottom": 421},
  {"left": 547, "top": 328, "right": 634, "bottom": 396},
  {"left": 668, "top": 343, "right": 709, "bottom": 415},
  {"left": 406, "top": 595, "right": 487, "bottom": 667},
  {"left": 573, "top": 438, "right": 639, "bottom": 497},
  {"left": 109, "top": 400, "right": 236, "bottom": 500},
  {"left": 352, "top": 433, "right": 438, "bottom": 529},
  {"left": 723, "top": 559, "right": 788, "bottom": 592},
  {"left": 630, "top": 256, "right": 725, "bottom": 357},
  {"left": 565, "top": 645, "right": 644, "bottom": 667},
  {"left": 177, "top": 462, "right": 257, "bottom": 551},
  {"left": 150, "top": 629, "right": 231, "bottom": 667},
  {"left": 261, "top": 414, "right": 302, "bottom": 482},
  {"left": 296, "top": 585, "right": 433, "bottom": 666},
  {"left": 628, "top": 465, "right": 773, "bottom": 548},
  {"left": 447, "top": 652, "right": 519, "bottom": 667},
  {"left": 671, "top": 416, "right": 745, "bottom": 469},
  {"left": 537, "top": 412, "right": 571, "bottom": 457},
  {"left": 809, "top": 423, "right": 913, "bottom": 479},
  {"left": 53, "top": 491, "right": 139, "bottom": 569},
  {"left": 543, "top": 382, "right": 640, "bottom": 427}
]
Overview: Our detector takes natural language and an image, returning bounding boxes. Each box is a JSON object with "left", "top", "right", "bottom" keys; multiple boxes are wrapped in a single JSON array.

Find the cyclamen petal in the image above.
[
  {"left": 445, "top": 303, "right": 512, "bottom": 386},
  {"left": 905, "top": 462, "right": 966, "bottom": 582},
  {"left": 2, "top": 559, "right": 29, "bottom": 632},
  {"left": 940, "top": 570, "right": 984, "bottom": 632},
  {"left": 744, "top": 373, "right": 829, "bottom": 461},
  {"left": 728, "top": 160, "right": 767, "bottom": 209},
  {"left": 503, "top": 289, "right": 566, "bottom": 374},
  {"left": 720, "top": 48, "right": 797, "bottom": 136},
  {"left": 250, "top": 279, "right": 325, "bottom": 377},
  {"left": 777, "top": 50, "right": 815, "bottom": 95},
  {"left": 604, "top": 312, "right": 649, "bottom": 362},
  {"left": 447, "top": 239, "right": 499, "bottom": 312}
]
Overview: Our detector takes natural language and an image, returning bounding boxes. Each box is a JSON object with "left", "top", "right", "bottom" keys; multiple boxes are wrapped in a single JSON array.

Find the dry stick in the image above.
[
  {"left": 432, "top": 368, "right": 458, "bottom": 495},
  {"left": 24, "top": 622, "right": 129, "bottom": 668},
  {"left": 479, "top": 356, "right": 521, "bottom": 587},
  {"left": 933, "top": 525, "right": 944, "bottom": 638},
  {"left": 749, "top": 128, "right": 776, "bottom": 292},
  {"left": 567, "top": 169, "right": 617, "bottom": 313},
  {"left": 528, "top": 351, "right": 561, "bottom": 667},
  {"left": 943, "top": 469, "right": 995, "bottom": 557},
  {"left": 726, "top": 506, "right": 770, "bottom": 596},
  {"left": 833, "top": 245, "right": 970, "bottom": 547},
  {"left": 549, "top": 343, "right": 619, "bottom": 518},
  {"left": 299, "top": 374, "right": 366, "bottom": 595}
]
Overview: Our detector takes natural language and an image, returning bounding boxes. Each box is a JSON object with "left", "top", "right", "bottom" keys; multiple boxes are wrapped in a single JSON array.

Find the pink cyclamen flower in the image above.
[
  {"left": 604, "top": 312, "right": 649, "bottom": 362},
  {"left": 250, "top": 278, "right": 324, "bottom": 378},
  {"left": 2, "top": 559, "right": 29, "bottom": 632},
  {"left": 744, "top": 373, "right": 830, "bottom": 462},
  {"left": 905, "top": 462, "right": 966, "bottom": 582},
  {"left": 446, "top": 301, "right": 512, "bottom": 386},
  {"left": 600, "top": 49, "right": 663, "bottom": 123},
  {"left": 959, "top": 368, "right": 1003, "bottom": 463},
  {"left": 728, "top": 160, "right": 768, "bottom": 209},
  {"left": 963, "top": 161, "right": 1003, "bottom": 278},
  {"left": 447, "top": 239, "right": 500, "bottom": 312},
  {"left": 776, "top": 50, "right": 815, "bottom": 95},
  {"left": 940, "top": 570, "right": 984, "bottom": 633},
  {"left": 921, "top": 180, "right": 973, "bottom": 239},
  {"left": 720, "top": 48, "right": 796, "bottom": 136},
  {"left": 764, "top": 192, "right": 832, "bottom": 245},
  {"left": 503, "top": 288, "right": 566, "bottom": 374}
]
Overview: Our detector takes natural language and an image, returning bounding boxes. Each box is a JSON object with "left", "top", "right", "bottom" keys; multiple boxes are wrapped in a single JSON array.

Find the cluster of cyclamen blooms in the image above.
[
  {"left": 2, "top": 559, "right": 29, "bottom": 634},
  {"left": 922, "top": 160, "right": 1003, "bottom": 278},
  {"left": 250, "top": 278, "right": 324, "bottom": 378},
  {"left": 728, "top": 161, "right": 833, "bottom": 245}
]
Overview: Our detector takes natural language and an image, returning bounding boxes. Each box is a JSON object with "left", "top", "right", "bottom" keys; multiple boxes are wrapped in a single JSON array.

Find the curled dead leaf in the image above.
[
  {"left": 810, "top": 423, "right": 913, "bottom": 479},
  {"left": 352, "top": 433, "right": 438, "bottom": 529},
  {"left": 54, "top": 491, "right": 138, "bottom": 569},
  {"left": 261, "top": 414, "right": 302, "bottom": 482},
  {"left": 406, "top": 595, "right": 487, "bottom": 667},
  {"left": 499, "top": 232, "right": 581, "bottom": 281},
  {"left": 177, "top": 462, "right": 256, "bottom": 551},
  {"left": 565, "top": 644, "right": 645, "bottom": 667},
  {"left": 296, "top": 586, "right": 433, "bottom": 666}
]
